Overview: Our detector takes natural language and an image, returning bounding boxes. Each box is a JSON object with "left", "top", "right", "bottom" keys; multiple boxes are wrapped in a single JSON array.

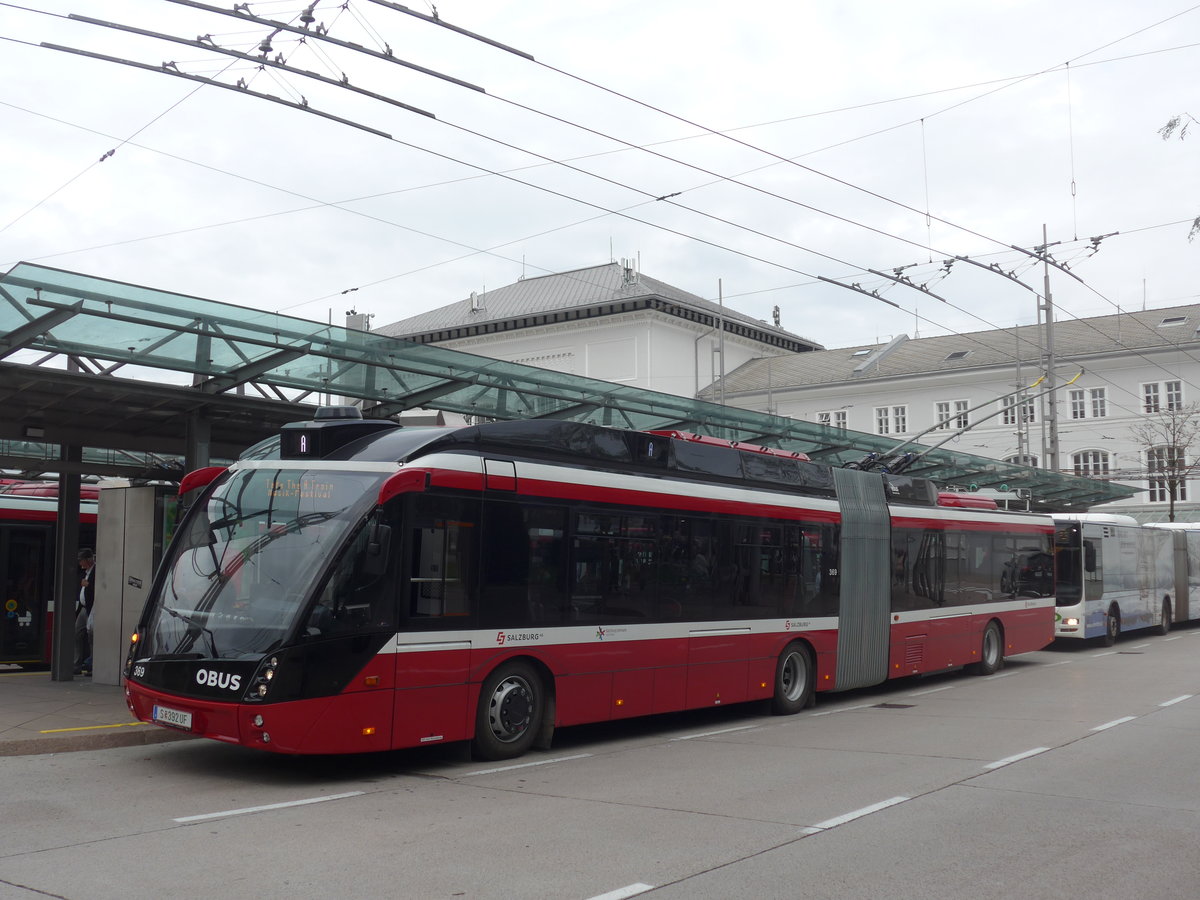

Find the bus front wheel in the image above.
[
  {"left": 473, "top": 661, "right": 545, "bottom": 761},
  {"left": 1102, "top": 606, "right": 1120, "bottom": 646},
  {"left": 969, "top": 621, "right": 1004, "bottom": 676},
  {"left": 771, "top": 642, "right": 814, "bottom": 715}
]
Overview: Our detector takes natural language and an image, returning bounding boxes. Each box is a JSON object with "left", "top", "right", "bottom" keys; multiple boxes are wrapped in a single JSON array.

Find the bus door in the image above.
[
  {"left": 0, "top": 524, "right": 53, "bottom": 664},
  {"left": 1141, "top": 527, "right": 1175, "bottom": 627},
  {"left": 394, "top": 494, "right": 478, "bottom": 748},
  {"left": 1081, "top": 526, "right": 1108, "bottom": 636},
  {"left": 1186, "top": 532, "right": 1200, "bottom": 622}
]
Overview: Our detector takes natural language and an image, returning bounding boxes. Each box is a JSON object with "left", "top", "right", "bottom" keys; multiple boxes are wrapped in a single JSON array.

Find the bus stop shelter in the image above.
[{"left": 0, "top": 262, "right": 1138, "bottom": 679}]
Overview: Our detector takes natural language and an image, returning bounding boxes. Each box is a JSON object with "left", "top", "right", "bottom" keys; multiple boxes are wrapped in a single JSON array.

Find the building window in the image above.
[
  {"left": 1005, "top": 454, "right": 1038, "bottom": 468},
  {"left": 935, "top": 399, "right": 969, "bottom": 430},
  {"left": 1069, "top": 389, "right": 1085, "bottom": 419},
  {"left": 1167, "top": 380, "right": 1183, "bottom": 410},
  {"left": 1147, "top": 445, "right": 1187, "bottom": 502},
  {"left": 1144, "top": 383, "right": 1159, "bottom": 412},
  {"left": 1073, "top": 450, "right": 1110, "bottom": 478},
  {"left": 1001, "top": 395, "right": 1037, "bottom": 426},
  {"left": 1144, "top": 381, "right": 1183, "bottom": 413},
  {"left": 874, "top": 405, "right": 907, "bottom": 435},
  {"left": 817, "top": 410, "right": 847, "bottom": 430},
  {"left": 1090, "top": 388, "right": 1107, "bottom": 418},
  {"left": 945, "top": 350, "right": 971, "bottom": 361}
]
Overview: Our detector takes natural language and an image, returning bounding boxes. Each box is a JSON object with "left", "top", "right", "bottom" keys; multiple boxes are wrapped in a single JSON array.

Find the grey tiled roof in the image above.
[
  {"left": 376, "top": 262, "right": 822, "bottom": 351},
  {"left": 707, "top": 302, "right": 1200, "bottom": 396}
]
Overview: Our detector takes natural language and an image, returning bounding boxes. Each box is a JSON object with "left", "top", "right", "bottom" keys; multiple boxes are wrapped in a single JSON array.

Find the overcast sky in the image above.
[{"left": 2, "top": 0, "right": 1198, "bottom": 354}]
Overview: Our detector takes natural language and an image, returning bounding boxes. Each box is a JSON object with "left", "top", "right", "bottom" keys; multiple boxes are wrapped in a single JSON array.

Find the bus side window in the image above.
[{"left": 477, "top": 501, "right": 566, "bottom": 628}]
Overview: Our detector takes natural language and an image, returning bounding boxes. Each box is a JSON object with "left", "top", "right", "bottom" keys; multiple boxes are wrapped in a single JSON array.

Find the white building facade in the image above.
[
  {"left": 375, "top": 262, "right": 1190, "bottom": 518},
  {"left": 376, "top": 261, "right": 820, "bottom": 397},
  {"left": 705, "top": 305, "right": 1200, "bottom": 522}
]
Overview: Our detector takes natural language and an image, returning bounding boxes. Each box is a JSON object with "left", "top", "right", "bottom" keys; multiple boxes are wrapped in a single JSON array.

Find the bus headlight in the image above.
[
  {"left": 245, "top": 656, "right": 281, "bottom": 702},
  {"left": 1062, "top": 617, "right": 1079, "bottom": 627}
]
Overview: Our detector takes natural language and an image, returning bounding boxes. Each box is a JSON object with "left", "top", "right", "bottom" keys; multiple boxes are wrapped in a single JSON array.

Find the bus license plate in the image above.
[{"left": 152, "top": 705, "right": 193, "bottom": 731}]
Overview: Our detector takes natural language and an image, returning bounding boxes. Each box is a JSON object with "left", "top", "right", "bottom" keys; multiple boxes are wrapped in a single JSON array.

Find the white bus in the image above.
[
  {"left": 1143, "top": 522, "right": 1200, "bottom": 628},
  {"left": 1054, "top": 514, "right": 1174, "bottom": 644}
]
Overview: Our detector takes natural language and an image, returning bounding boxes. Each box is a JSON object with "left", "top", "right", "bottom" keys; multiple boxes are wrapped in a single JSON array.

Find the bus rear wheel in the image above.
[
  {"left": 771, "top": 642, "right": 814, "bottom": 715},
  {"left": 969, "top": 621, "right": 1004, "bottom": 676},
  {"left": 473, "top": 661, "right": 544, "bottom": 761},
  {"left": 1102, "top": 606, "right": 1120, "bottom": 646},
  {"left": 1157, "top": 599, "right": 1173, "bottom": 636}
]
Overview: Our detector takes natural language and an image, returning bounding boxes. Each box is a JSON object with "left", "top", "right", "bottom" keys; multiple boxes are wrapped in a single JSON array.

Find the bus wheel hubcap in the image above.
[
  {"left": 490, "top": 678, "right": 532, "bottom": 742},
  {"left": 782, "top": 654, "right": 804, "bottom": 700}
]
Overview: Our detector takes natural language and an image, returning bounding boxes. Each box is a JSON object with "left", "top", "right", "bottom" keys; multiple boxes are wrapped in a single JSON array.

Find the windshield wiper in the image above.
[{"left": 165, "top": 606, "right": 221, "bottom": 658}]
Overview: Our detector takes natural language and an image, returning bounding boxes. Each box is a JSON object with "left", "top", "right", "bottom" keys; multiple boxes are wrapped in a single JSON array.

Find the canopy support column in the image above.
[{"left": 51, "top": 445, "right": 82, "bottom": 681}]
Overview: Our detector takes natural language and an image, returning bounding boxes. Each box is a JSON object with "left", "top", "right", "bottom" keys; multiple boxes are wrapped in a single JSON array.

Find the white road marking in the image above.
[
  {"left": 670, "top": 724, "right": 759, "bottom": 741},
  {"left": 984, "top": 747, "right": 1050, "bottom": 770},
  {"left": 173, "top": 791, "right": 364, "bottom": 823},
  {"left": 1092, "top": 651, "right": 1118, "bottom": 658},
  {"left": 1160, "top": 694, "right": 1194, "bottom": 707},
  {"left": 810, "top": 703, "right": 874, "bottom": 717},
  {"left": 461, "top": 753, "right": 593, "bottom": 777},
  {"left": 1091, "top": 716, "right": 1137, "bottom": 732},
  {"left": 586, "top": 884, "right": 654, "bottom": 900},
  {"left": 908, "top": 685, "right": 956, "bottom": 696},
  {"left": 802, "top": 796, "right": 910, "bottom": 834}
]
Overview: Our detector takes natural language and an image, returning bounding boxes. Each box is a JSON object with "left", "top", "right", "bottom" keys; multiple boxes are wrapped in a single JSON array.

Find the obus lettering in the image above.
[{"left": 195, "top": 669, "right": 242, "bottom": 692}]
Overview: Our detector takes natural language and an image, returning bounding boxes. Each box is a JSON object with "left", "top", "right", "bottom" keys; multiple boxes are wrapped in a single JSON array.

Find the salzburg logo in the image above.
[{"left": 496, "top": 631, "right": 506, "bottom": 646}]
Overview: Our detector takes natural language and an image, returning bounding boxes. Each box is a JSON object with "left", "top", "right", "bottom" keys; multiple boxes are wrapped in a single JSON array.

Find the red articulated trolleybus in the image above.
[
  {"left": 124, "top": 407, "right": 1056, "bottom": 759},
  {"left": 0, "top": 488, "right": 98, "bottom": 666}
]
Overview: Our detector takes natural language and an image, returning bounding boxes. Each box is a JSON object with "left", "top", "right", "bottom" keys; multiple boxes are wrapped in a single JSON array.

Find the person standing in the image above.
[{"left": 74, "top": 548, "right": 95, "bottom": 676}]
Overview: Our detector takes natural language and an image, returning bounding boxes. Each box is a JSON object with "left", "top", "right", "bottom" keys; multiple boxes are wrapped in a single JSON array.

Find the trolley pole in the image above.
[
  {"left": 1040, "top": 224, "right": 1061, "bottom": 473},
  {"left": 1015, "top": 335, "right": 1030, "bottom": 465}
]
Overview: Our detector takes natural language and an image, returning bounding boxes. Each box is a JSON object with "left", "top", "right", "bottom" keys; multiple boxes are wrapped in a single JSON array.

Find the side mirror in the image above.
[{"left": 363, "top": 524, "right": 392, "bottom": 577}]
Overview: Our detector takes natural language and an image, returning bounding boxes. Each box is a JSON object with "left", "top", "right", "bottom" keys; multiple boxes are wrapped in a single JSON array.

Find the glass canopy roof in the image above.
[{"left": 0, "top": 262, "right": 1136, "bottom": 508}]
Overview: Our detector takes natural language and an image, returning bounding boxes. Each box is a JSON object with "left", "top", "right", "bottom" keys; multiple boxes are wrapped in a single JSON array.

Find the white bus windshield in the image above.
[{"left": 142, "top": 466, "right": 387, "bottom": 659}]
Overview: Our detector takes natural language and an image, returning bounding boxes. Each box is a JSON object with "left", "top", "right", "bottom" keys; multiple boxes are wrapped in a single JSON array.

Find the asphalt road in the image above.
[{"left": 3, "top": 627, "right": 1199, "bottom": 900}]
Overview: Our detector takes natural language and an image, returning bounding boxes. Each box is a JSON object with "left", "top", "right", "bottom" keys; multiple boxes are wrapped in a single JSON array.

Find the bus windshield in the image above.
[{"left": 141, "top": 466, "right": 388, "bottom": 660}]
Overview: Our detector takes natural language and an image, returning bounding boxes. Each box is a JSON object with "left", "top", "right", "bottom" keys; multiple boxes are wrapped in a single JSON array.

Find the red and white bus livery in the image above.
[{"left": 125, "top": 408, "right": 1055, "bottom": 758}]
